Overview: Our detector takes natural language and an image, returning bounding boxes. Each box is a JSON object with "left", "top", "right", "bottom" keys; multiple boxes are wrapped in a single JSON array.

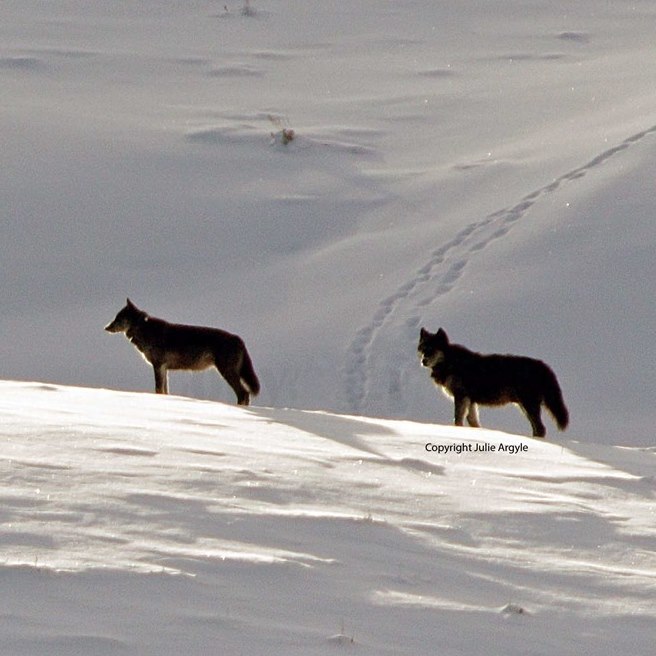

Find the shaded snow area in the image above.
[
  {"left": 3, "top": 1, "right": 656, "bottom": 445},
  {"left": 1, "top": 381, "right": 654, "bottom": 655}
]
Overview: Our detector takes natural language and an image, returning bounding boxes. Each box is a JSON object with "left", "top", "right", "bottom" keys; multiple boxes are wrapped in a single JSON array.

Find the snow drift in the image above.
[{"left": 1, "top": 381, "right": 654, "bottom": 655}]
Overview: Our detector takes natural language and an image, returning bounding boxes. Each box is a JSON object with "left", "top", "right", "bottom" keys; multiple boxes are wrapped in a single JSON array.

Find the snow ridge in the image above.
[{"left": 1, "top": 380, "right": 655, "bottom": 655}]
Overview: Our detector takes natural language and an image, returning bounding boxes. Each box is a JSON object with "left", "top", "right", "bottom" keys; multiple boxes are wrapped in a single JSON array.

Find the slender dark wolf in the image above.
[
  {"left": 105, "top": 299, "right": 260, "bottom": 405},
  {"left": 418, "top": 327, "right": 568, "bottom": 437}
]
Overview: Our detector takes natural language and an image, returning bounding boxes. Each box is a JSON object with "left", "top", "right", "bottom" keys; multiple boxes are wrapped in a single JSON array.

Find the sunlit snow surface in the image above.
[
  {"left": 1, "top": 381, "right": 654, "bottom": 655},
  {"left": 3, "top": 2, "right": 656, "bottom": 650}
]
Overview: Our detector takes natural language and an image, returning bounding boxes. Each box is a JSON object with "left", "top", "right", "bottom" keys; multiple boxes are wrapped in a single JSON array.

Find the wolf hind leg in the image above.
[
  {"left": 520, "top": 399, "right": 546, "bottom": 438},
  {"left": 216, "top": 364, "right": 251, "bottom": 406}
]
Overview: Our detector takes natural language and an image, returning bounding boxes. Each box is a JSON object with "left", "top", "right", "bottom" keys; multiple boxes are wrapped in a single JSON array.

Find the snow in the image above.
[
  {"left": 1, "top": 381, "right": 655, "bottom": 654},
  {"left": 2, "top": 0, "right": 656, "bottom": 444},
  {"left": 2, "top": 1, "right": 656, "bottom": 651}
]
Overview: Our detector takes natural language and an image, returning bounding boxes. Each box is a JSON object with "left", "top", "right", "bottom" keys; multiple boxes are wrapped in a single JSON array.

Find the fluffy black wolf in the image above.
[
  {"left": 105, "top": 299, "right": 260, "bottom": 405},
  {"left": 418, "top": 327, "right": 568, "bottom": 437}
]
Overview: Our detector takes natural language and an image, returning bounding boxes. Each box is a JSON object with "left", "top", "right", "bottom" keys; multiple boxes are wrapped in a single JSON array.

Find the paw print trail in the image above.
[{"left": 341, "top": 124, "right": 656, "bottom": 415}]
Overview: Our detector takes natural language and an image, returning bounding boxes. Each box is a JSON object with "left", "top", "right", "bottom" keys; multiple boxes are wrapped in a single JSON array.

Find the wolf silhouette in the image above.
[
  {"left": 105, "top": 299, "right": 260, "bottom": 405},
  {"left": 418, "top": 327, "right": 568, "bottom": 437}
]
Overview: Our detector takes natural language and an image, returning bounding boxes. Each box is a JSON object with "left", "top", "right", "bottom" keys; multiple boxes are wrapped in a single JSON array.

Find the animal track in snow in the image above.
[{"left": 342, "top": 124, "right": 656, "bottom": 415}]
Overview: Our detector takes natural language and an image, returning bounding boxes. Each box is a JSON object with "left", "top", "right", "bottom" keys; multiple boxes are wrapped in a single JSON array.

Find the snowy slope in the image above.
[
  {"left": 1, "top": 381, "right": 654, "bottom": 655},
  {"left": 2, "top": 1, "right": 656, "bottom": 445}
]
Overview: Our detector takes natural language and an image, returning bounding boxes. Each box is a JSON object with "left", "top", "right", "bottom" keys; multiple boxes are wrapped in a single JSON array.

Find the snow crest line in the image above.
[{"left": 342, "top": 124, "right": 656, "bottom": 414}]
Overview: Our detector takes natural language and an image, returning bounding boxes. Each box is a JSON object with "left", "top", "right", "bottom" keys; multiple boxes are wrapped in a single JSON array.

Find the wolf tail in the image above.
[
  {"left": 543, "top": 370, "right": 569, "bottom": 431},
  {"left": 239, "top": 347, "right": 261, "bottom": 397}
]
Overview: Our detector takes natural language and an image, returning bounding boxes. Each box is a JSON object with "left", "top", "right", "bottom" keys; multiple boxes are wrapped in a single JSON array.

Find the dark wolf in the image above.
[
  {"left": 105, "top": 299, "right": 260, "bottom": 405},
  {"left": 418, "top": 327, "right": 568, "bottom": 437}
]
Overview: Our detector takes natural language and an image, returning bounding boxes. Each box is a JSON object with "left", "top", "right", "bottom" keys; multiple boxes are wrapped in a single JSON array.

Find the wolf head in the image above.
[
  {"left": 418, "top": 327, "right": 449, "bottom": 368},
  {"left": 105, "top": 298, "right": 145, "bottom": 333}
]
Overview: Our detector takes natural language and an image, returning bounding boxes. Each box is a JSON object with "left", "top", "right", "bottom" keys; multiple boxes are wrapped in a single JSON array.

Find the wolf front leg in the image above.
[
  {"left": 466, "top": 403, "right": 481, "bottom": 428},
  {"left": 153, "top": 363, "right": 169, "bottom": 394},
  {"left": 453, "top": 395, "right": 471, "bottom": 427}
]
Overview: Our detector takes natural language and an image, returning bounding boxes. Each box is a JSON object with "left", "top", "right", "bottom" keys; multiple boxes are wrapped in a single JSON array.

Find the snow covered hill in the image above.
[
  {"left": 1, "top": 381, "right": 654, "bottom": 655},
  {"left": 3, "top": 1, "right": 656, "bottom": 445}
]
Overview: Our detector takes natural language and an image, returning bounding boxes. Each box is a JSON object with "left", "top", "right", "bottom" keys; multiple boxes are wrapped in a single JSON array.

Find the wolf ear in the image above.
[
  {"left": 419, "top": 327, "right": 430, "bottom": 340},
  {"left": 436, "top": 328, "right": 449, "bottom": 344},
  {"left": 126, "top": 298, "right": 136, "bottom": 309}
]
